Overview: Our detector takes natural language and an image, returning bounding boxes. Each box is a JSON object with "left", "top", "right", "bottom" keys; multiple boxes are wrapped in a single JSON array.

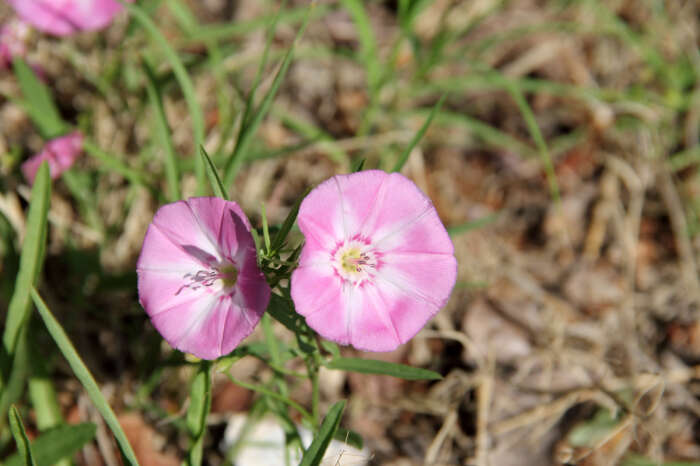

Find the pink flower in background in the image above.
[
  {"left": 291, "top": 170, "right": 457, "bottom": 352},
  {"left": 21, "top": 131, "right": 84, "bottom": 184},
  {"left": 7, "top": 0, "right": 132, "bottom": 37},
  {"left": 137, "top": 198, "right": 271, "bottom": 360},
  {"left": 0, "top": 19, "right": 30, "bottom": 68}
]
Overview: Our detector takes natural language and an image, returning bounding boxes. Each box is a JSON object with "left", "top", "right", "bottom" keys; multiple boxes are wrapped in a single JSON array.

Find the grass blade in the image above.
[
  {"left": 3, "top": 162, "right": 50, "bottom": 356},
  {"left": 392, "top": 93, "right": 446, "bottom": 172},
  {"left": 143, "top": 60, "right": 180, "bottom": 201},
  {"left": 8, "top": 405, "right": 37, "bottom": 466},
  {"left": 12, "top": 58, "right": 66, "bottom": 138},
  {"left": 299, "top": 400, "right": 346, "bottom": 466},
  {"left": 200, "top": 146, "right": 227, "bottom": 200},
  {"left": 269, "top": 188, "right": 309, "bottom": 254},
  {"left": 447, "top": 212, "right": 500, "bottom": 236},
  {"left": 124, "top": 0, "right": 205, "bottom": 194},
  {"left": 4, "top": 423, "right": 96, "bottom": 466},
  {"left": 83, "top": 139, "right": 149, "bottom": 187},
  {"left": 223, "top": 5, "right": 313, "bottom": 189},
  {"left": 325, "top": 357, "right": 442, "bottom": 380},
  {"left": 30, "top": 289, "right": 140, "bottom": 466}
]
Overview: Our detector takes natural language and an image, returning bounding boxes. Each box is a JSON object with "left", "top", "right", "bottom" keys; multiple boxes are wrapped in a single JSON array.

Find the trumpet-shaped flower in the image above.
[
  {"left": 291, "top": 170, "right": 457, "bottom": 352},
  {"left": 21, "top": 131, "right": 83, "bottom": 184},
  {"left": 137, "top": 197, "right": 270, "bottom": 360},
  {"left": 7, "top": 0, "right": 132, "bottom": 37}
]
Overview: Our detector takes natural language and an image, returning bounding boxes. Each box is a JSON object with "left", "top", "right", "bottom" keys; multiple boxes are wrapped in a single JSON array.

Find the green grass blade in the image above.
[
  {"left": 82, "top": 139, "right": 149, "bottom": 187},
  {"left": 3, "top": 162, "right": 50, "bottom": 356},
  {"left": 392, "top": 93, "right": 446, "bottom": 172},
  {"left": 223, "top": 5, "right": 313, "bottom": 189},
  {"left": 200, "top": 146, "right": 227, "bottom": 200},
  {"left": 299, "top": 400, "right": 346, "bottom": 466},
  {"left": 498, "top": 76, "right": 560, "bottom": 205},
  {"left": 124, "top": 0, "right": 205, "bottom": 194},
  {"left": 143, "top": 60, "right": 180, "bottom": 201},
  {"left": 186, "top": 361, "right": 212, "bottom": 466},
  {"left": 447, "top": 212, "right": 500, "bottom": 236},
  {"left": 270, "top": 188, "right": 309, "bottom": 254},
  {"left": 4, "top": 423, "right": 97, "bottom": 466},
  {"left": 8, "top": 405, "right": 37, "bottom": 466},
  {"left": 325, "top": 357, "right": 442, "bottom": 380},
  {"left": 12, "top": 58, "right": 66, "bottom": 139},
  {"left": 30, "top": 289, "right": 140, "bottom": 466}
]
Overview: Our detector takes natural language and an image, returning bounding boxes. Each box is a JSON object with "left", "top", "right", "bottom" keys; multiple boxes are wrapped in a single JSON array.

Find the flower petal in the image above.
[
  {"left": 297, "top": 177, "right": 347, "bottom": 248},
  {"left": 150, "top": 200, "right": 222, "bottom": 266},
  {"left": 7, "top": 0, "right": 132, "bottom": 36}
]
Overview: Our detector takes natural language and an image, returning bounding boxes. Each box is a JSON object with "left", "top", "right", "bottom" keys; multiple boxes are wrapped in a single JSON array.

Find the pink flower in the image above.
[
  {"left": 0, "top": 20, "right": 30, "bottom": 68},
  {"left": 21, "top": 131, "right": 84, "bottom": 184},
  {"left": 137, "top": 198, "right": 271, "bottom": 360},
  {"left": 7, "top": 0, "right": 132, "bottom": 37},
  {"left": 291, "top": 170, "right": 457, "bottom": 352}
]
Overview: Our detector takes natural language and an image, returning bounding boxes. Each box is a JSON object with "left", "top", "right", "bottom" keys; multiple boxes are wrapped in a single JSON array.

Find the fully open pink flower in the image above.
[
  {"left": 7, "top": 0, "right": 132, "bottom": 37},
  {"left": 291, "top": 170, "right": 457, "bottom": 352},
  {"left": 21, "top": 131, "right": 83, "bottom": 184},
  {"left": 137, "top": 198, "right": 271, "bottom": 360}
]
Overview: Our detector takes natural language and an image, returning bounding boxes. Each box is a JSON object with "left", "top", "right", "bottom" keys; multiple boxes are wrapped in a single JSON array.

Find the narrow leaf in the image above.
[
  {"left": 3, "top": 162, "right": 50, "bottom": 356},
  {"left": 447, "top": 212, "right": 500, "bottom": 237},
  {"left": 125, "top": 1, "right": 205, "bottom": 194},
  {"left": 30, "top": 289, "right": 140, "bottom": 466},
  {"left": 4, "top": 423, "right": 97, "bottom": 466},
  {"left": 8, "top": 405, "right": 37, "bottom": 466},
  {"left": 392, "top": 93, "right": 446, "bottom": 173},
  {"left": 325, "top": 357, "right": 442, "bottom": 380},
  {"left": 299, "top": 400, "right": 346, "bottom": 466},
  {"left": 12, "top": 58, "right": 65, "bottom": 138},
  {"left": 143, "top": 61, "right": 180, "bottom": 201},
  {"left": 223, "top": 5, "right": 313, "bottom": 188},
  {"left": 269, "top": 187, "right": 309, "bottom": 253},
  {"left": 200, "top": 146, "right": 227, "bottom": 200}
]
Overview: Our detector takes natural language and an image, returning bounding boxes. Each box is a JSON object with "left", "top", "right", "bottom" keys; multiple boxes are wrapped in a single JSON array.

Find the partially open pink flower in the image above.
[
  {"left": 0, "top": 20, "right": 31, "bottom": 68},
  {"left": 137, "top": 198, "right": 271, "bottom": 360},
  {"left": 7, "top": 0, "right": 132, "bottom": 37},
  {"left": 21, "top": 131, "right": 83, "bottom": 184},
  {"left": 291, "top": 170, "right": 457, "bottom": 352}
]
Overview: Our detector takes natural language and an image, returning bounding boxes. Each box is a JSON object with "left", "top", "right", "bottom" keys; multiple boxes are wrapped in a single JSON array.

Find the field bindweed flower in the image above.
[
  {"left": 7, "top": 0, "right": 132, "bottom": 37},
  {"left": 291, "top": 170, "right": 457, "bottom": 352},
  {"left": 21, "top": 131, "right": 83, "bottom": 184},
  {"left": 0, "top": 20, "right": 30, "bottom": 68},
  {"left": 137, "top": 198, "right": 271, "bottom": 360}
]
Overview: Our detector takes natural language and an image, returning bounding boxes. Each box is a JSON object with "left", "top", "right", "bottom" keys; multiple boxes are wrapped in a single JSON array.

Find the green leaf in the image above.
[
  {"left": 8, "top": 405, "right": 37, "bottom": 466},
  {"left": 299, "top": 400, "right": 346, "bottom": 466},
  {"left": 266, "top": 294, "right": 299, "bottom": 333},
  {"left": 269, "top": 188, "right": 309, "bottom": 254},
  {"left": 125, "top": 1, "right": 205, "bottom": 194},
  {"left": 223, "top": 4, "right": 313, "bottom": 188},
  {"left": 12, "top": 58, "right": 66, "bottom": 138},
  {"left": 199, "top": 146, "right": 227, "bottom": 200},
  {"left": 333, "top": 427, "right": 363, "bottom": 450},
  {"left": 6, "top": 422, "right": 95, "bottom": 466},
  {"left": 143, "top": 60, "right": 180, "bottom": 201},
  {"left": 3, "top": 162, "right": 50, "bottom": 357},
  {"left": 4, "top": 422, "right": 96, "bottom": 466},
  {"left": 622, "top": 455, "right": 700, "bottom": 466},
  {"left": 392, "top": 93, "right": 446, "bottom": 173},
  {"left": 447, "top": 212, "right": 500, "bottom": 237},
  {"left": 351, "top": 158, "right": 366, "bottom": 173},
  {"left": 30, "top": 289, "right": 140, "bottom": 466},
  {"left": 186, "top": 361, "right": 212, "bottom": 466},
  {"left": 325, "top": 357, "right": 442, "bottom": 380}
]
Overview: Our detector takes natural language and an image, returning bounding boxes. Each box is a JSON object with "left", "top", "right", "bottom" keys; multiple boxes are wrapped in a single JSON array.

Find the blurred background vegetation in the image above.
[{"left": 1, "top": 0, "right": 700, "bottom": 464}]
